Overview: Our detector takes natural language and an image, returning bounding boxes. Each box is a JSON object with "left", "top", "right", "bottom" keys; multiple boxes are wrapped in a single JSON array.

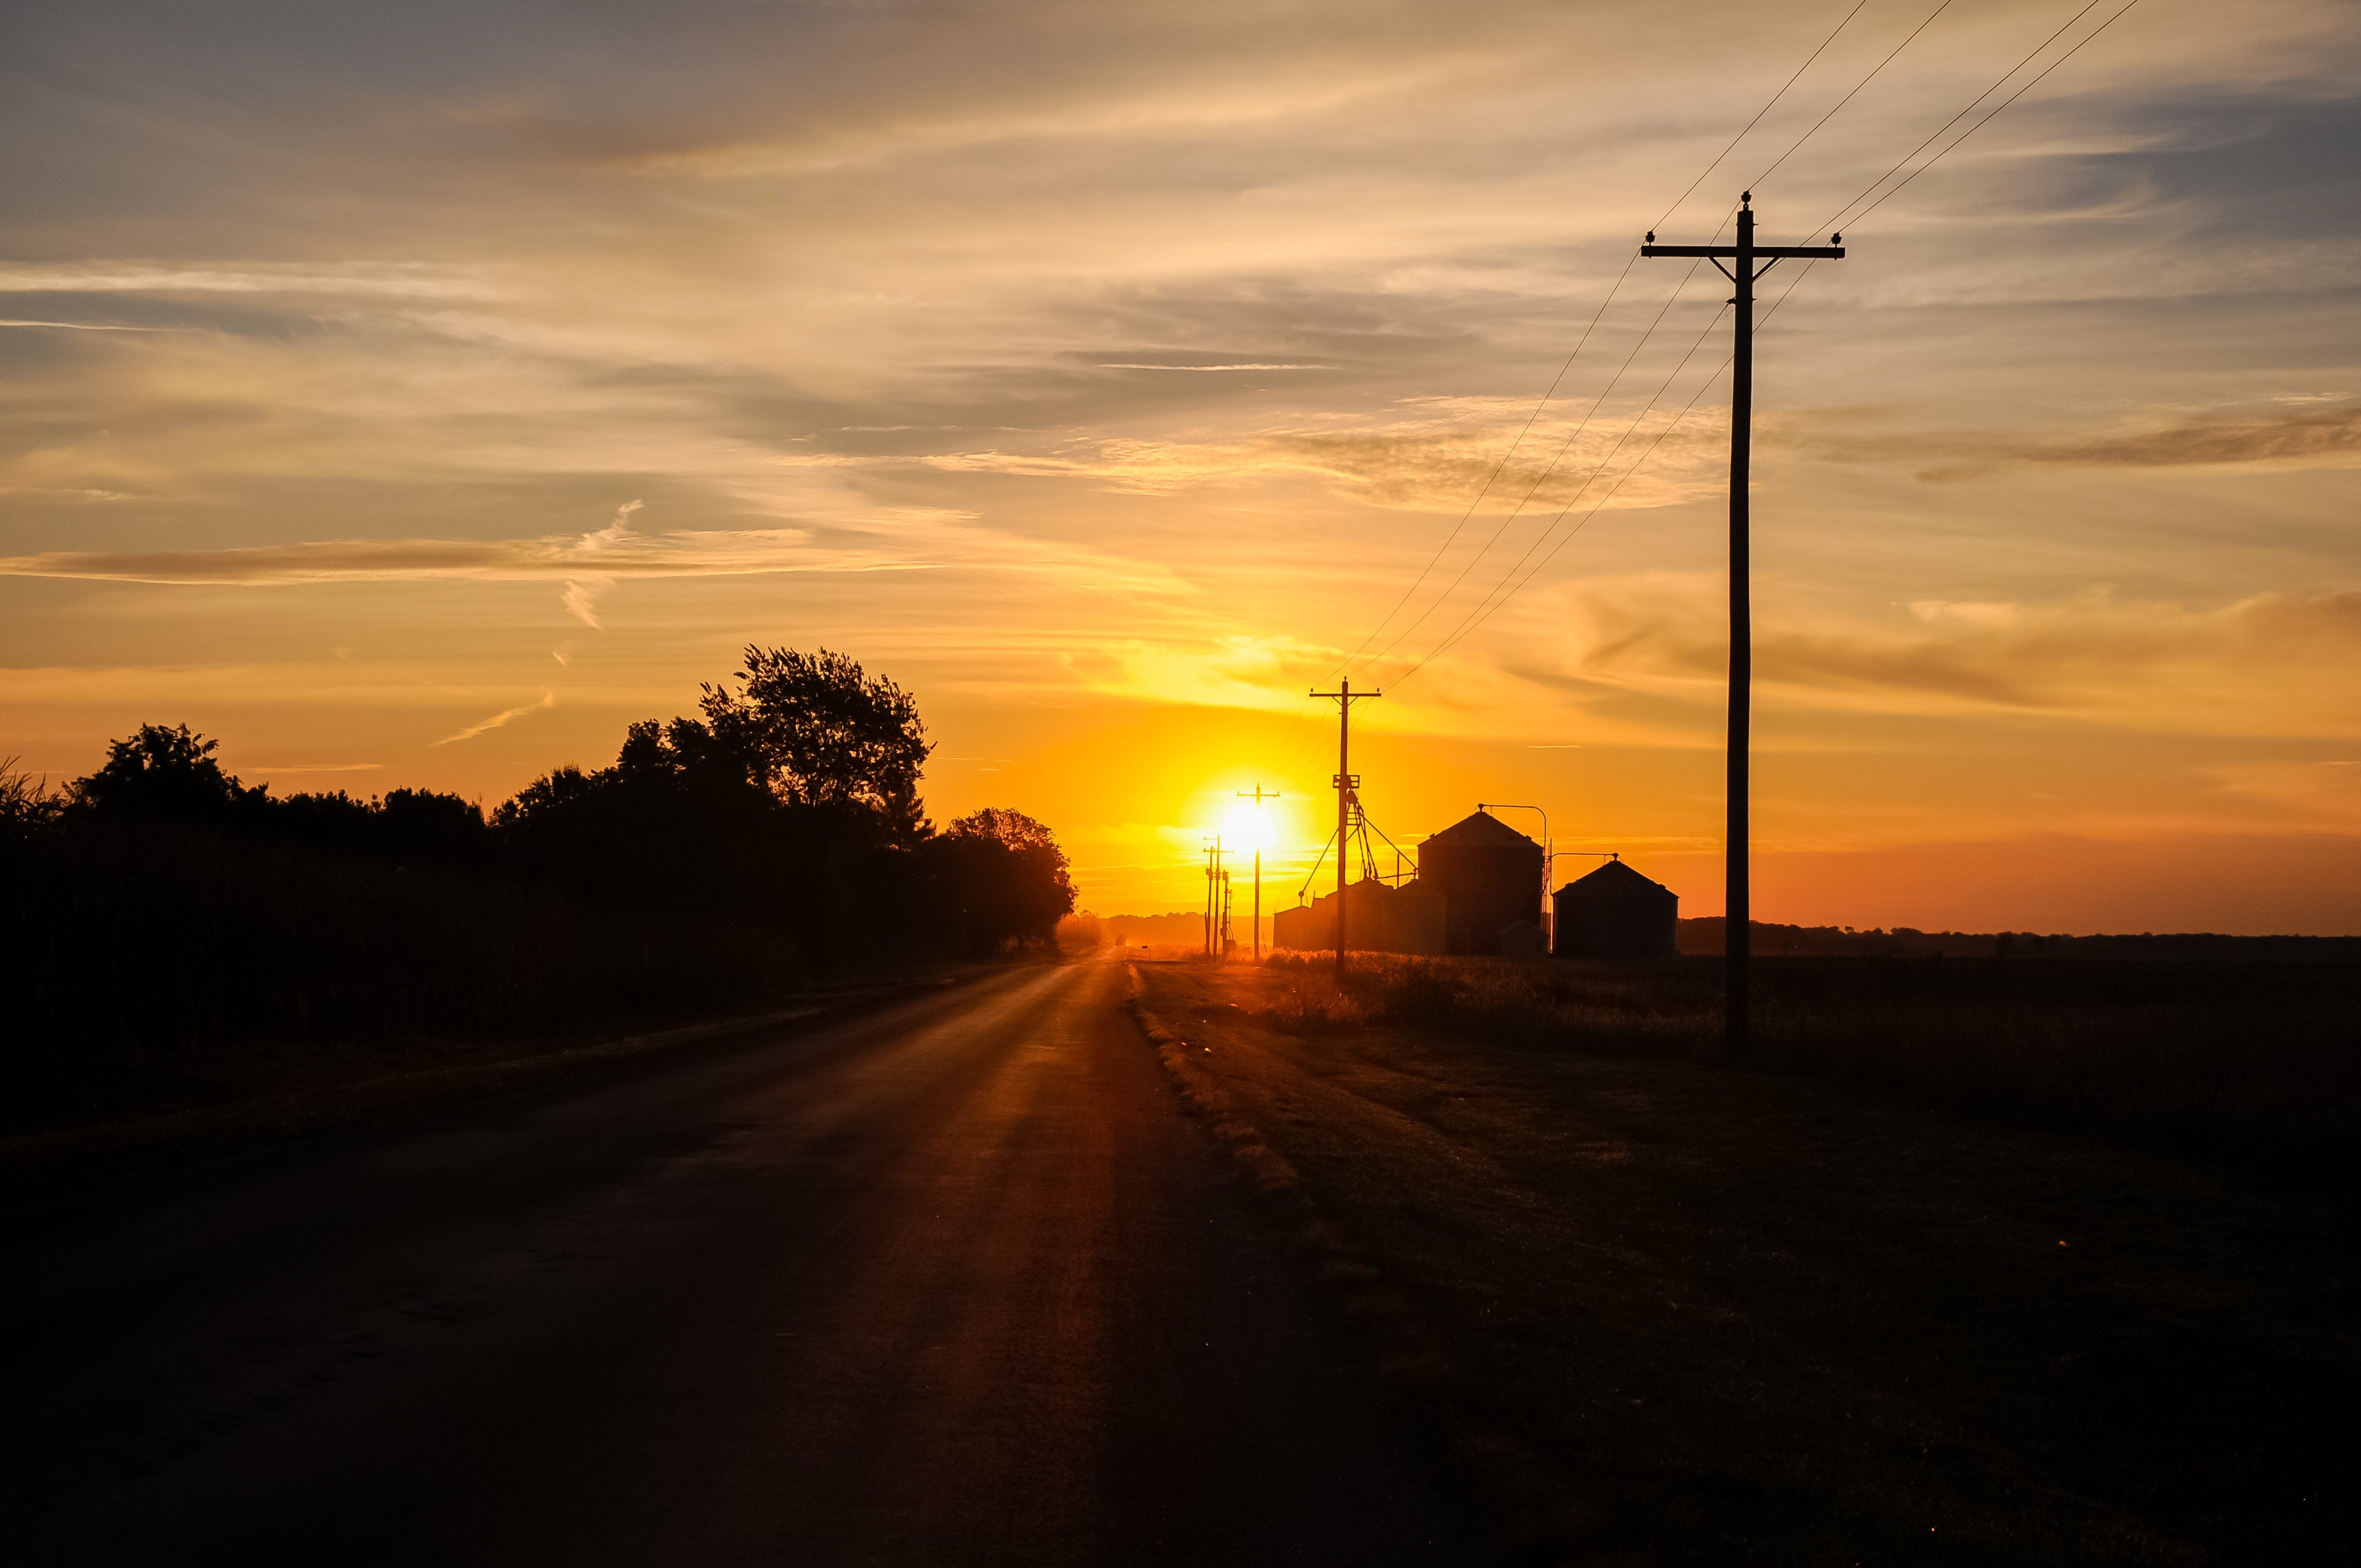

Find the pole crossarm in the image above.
[{"left": 1641, "top": 244, "right": 1843, "bottom": 261}]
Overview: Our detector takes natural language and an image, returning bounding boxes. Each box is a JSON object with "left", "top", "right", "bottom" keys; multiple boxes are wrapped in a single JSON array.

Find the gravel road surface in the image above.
[{"left": 2, "top": 959, "right": 1467, "bottom": 1566}]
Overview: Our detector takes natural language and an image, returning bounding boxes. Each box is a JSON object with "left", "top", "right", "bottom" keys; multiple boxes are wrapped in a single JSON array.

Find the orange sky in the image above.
[{"left": 4, "top": 1, "right": 2358, "bottom": 931}]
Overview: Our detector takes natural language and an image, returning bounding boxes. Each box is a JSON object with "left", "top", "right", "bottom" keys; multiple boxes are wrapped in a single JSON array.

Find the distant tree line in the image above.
[
  {"left": 1675, "top": 917, "right": 2360, "bottom": 963},
  {"left": 0, "top": 648, "right": 1073, "bottom": 1127}
]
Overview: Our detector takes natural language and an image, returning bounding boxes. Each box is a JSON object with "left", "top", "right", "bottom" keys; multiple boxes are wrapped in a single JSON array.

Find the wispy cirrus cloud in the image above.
[
  {"left": 431, "top": 691, "right": 554, "bottom": 748},
  {"left": 0, "top": 523, "right": 921, "bottom": 587},
  {"left": 1520, "top": 576, "right": 2361, "bottom": 736},
  {"left": 0, "top": 262, "right": 497, "bottom": 300},
  {"left": 1785, "top": 404, "right": 2361, "bottom": 480}
]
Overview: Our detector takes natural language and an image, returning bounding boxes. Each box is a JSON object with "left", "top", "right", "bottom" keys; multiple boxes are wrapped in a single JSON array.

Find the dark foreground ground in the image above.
[
  {"left": 1, "top": 960, "right": 1469, "bottom": 1566},
  {"left": 1133, "top": 958, "right": 2360, "bottom": 1566}
]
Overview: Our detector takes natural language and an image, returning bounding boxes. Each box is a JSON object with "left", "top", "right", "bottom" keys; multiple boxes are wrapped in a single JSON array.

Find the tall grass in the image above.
[{"left": 1260, "top": 952, "right": 2361, "bottom": 1179}]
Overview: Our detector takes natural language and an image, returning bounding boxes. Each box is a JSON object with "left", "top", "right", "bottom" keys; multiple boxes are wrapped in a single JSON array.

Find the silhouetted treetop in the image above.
[
  {"left": 699, "top": 647, "right": 930, "bottom": 843},
  {"left": 950, "top": 807, "right": 1060, "bottom": 855},
  {"left": 68, "top": 723, "right": 263, "bottom": 821}
]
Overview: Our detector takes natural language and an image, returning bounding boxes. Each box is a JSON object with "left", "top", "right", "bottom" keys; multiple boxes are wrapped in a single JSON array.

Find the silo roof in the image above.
[
  {"left": 1424, "top": 811, "right": 1539, "bottom": 849},
  {"left": 1558, "top": 859, "right": 1674, "bottom": 898}
]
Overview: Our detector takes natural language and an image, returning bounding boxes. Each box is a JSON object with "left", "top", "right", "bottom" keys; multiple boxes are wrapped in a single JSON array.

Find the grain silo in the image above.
[
  {"left": 1552, "top": 859, "right": 1678, "bottom": 959},
  {"left": 1417, "top": 810, "right": 1544, "bottom": 955}
]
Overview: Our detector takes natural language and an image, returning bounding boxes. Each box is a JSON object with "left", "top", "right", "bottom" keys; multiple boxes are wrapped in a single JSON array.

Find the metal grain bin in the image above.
[
  {"left": 1552, "top": 859, "right": 1678, "bottom": 959},
  {"left": 1418, "top": 811, "right": 1544, "bottom": 955}
]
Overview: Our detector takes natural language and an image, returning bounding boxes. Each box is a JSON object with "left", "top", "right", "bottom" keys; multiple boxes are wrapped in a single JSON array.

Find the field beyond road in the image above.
[{"left": 1130, "top": 955, "right": 2359, "bottom": 1565}]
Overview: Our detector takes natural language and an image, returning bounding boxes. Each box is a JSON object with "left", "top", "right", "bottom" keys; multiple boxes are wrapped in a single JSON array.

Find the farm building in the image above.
[
  {"left": 1552, "top": 859, "right": 1678, "bottom": 959},
  {"left": 1417, "top": 810, "right": 1545, "bottom": 955},
  {"left": 1273, "top": 877, "right": 1447, "bottom": 955}
]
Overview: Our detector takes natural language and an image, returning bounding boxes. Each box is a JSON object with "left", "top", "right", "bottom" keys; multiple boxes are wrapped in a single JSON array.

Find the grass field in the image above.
[
  {"left": 1130, "top": 954, "right": 2359, "bottom": 1566},
  {"left": 1256, "top": 950, "right": 2361, "bottom": 1179}
]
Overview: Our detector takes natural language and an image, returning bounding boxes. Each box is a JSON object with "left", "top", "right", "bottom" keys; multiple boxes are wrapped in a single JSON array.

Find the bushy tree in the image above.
[
  {"left": 921, "top": 808, "right": 1077, "bottom": 953},
  {"left": 698, "top": 647, "right": 931, "bottom": 846},
  {"left": 67, "top": 723, "right": 264, "bottom": 822}
]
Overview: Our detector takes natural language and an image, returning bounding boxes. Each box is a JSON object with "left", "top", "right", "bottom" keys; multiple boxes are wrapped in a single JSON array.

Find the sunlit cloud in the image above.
[{"left": 0, "top": 528, "right": 922, "bottom": 586}]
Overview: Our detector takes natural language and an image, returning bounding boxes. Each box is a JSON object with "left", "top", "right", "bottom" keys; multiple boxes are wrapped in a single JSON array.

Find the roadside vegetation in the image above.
[
  {"left": 0, "top": 648, "right": 1075, "bottom": 1139},
  {"left": 1132, "top": 956, "right": 2359, "bottom": 1565}
]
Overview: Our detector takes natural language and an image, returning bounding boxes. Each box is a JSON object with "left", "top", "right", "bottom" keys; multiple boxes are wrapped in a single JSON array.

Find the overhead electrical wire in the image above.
[
  {"left": 1343, "top": 255, "right": 1711, "bottom": 678},
  {"left": 1411, "top": 260, "right": 1828, "bottom": 676},
  {"left": 1325, "top": 248, "right": 1644, "bottom": 681},
  {"left": 1745, "top": 0, "right": 1957, "bottom": 194},
  {"left": 1378, "top": 0, "right": 2148, "bottom": 686},
  {"left": 1389, "top": 298, "right": 1739, "bottom": 688},
  {"left": 1266, "top": 0, "right": 2139, "bottom": 786},
  {"left": 1650, "top": 0, "right": 1875, "bottom": 235},
  {"left": 1822, "top": 0, "right": 2143, "bottom": 235},
  {"left": 1352, "top": 0, "right": 1970, "bottom": 691},
  {"left": 1276, "top": 0, "right": 1891, "bottom": 758}
]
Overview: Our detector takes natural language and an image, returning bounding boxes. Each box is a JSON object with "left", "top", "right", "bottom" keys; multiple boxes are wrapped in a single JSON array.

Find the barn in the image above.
[
  {"left": 1552, "top": 859, "right": 1678, "bottom": 959},
  {"left": 1417, "top": 810, "right": 1545, "bottom": 955}
]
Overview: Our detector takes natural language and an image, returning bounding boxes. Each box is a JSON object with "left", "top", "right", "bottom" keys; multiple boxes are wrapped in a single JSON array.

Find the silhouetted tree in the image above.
[
  {"left": 699, "top": 647, "right": 931, "bottom": 846},
  {"left": 66, "top": 723, "right": 264, "bottom": 822},
  {"left": 920, "top": 808, "right": 1077, "bottom": 954}
]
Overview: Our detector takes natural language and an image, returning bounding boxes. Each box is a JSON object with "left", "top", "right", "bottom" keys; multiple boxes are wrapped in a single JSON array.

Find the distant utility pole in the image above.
[
  {"left": 1238, "top": 784, "right": 1280, "bottom": 962},
  {"left": 1644, "top": 195, "right": 1843, "bottom": 1057},
  {"left": 1309, "top": 677, "right": 1380, "bottom": 978},
  {"left": 1202, "top": 835, "right": 1225, "bottom": 959}
]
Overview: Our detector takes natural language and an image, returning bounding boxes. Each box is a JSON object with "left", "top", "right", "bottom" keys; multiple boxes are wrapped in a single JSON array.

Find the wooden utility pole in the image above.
[
  {"left": 1202, "top": 835, "right": 1223, "bottom": 958},
  {"left": 1238, "top": 784, "right": 1280, "bottom": 961},
  {"left": 1309, "top": 678, "right": 1379, "bottom": 978},
  {"left": 1644, "top": 196, "right": 1843, "bottom": 1056}
]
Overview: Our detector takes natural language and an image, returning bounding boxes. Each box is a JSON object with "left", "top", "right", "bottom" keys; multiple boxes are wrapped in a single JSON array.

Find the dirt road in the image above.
[{"left": 1, "top": 959, "right": 1468, "bottom": 1566}]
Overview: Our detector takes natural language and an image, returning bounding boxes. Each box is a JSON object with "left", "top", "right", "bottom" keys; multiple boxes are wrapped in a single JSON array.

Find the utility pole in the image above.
[
  {"left": 1644, "top": 196, "right": 1843, "bottom": 1056},
  {"left": 1238, "top": 784, "right": 1280, "bottom": 961},
  {"left": 1309, "top": 678, "right": 1379, "bottom": 978},
  {"left": 1202, "top": 835, "right": 1223, "bottom": 958}
]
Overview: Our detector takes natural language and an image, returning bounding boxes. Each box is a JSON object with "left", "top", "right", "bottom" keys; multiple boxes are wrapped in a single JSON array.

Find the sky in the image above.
[{"left": 3, "top": 0, "right": 2358, "bottom": 931}]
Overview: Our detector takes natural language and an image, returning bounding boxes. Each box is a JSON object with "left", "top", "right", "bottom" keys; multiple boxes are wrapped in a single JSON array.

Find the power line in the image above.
[
  {"left": 1747, "top": 0, "right": 1957, "bottom": 193},
  {"left": 1830, "top": 0, "right": 2143, "bottom": 234},
  {"left": 1390, "top": 302, "right": 1737, "bottom": 687},
  {"left": 1342, "top": 0, "right": 1962, "bottom": 689},
  {"left": 1385, "top": 0, "right": 2148, "bottom": 683},
  {"left": 1328, "top": 248, "right": 1644, "bottom": 680},
  {"left": 1303, "top": 0, "right": 1903, "bottom": 711},
  {"left": 1346, "top": 256, "right": 1711, "bottom": 677},
  {"left": 1651, "top": 0, "right": 1875, "bottom": 233},
  {"left": 1718, "top": 0, "right": 2141, "bottom": 356}
]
